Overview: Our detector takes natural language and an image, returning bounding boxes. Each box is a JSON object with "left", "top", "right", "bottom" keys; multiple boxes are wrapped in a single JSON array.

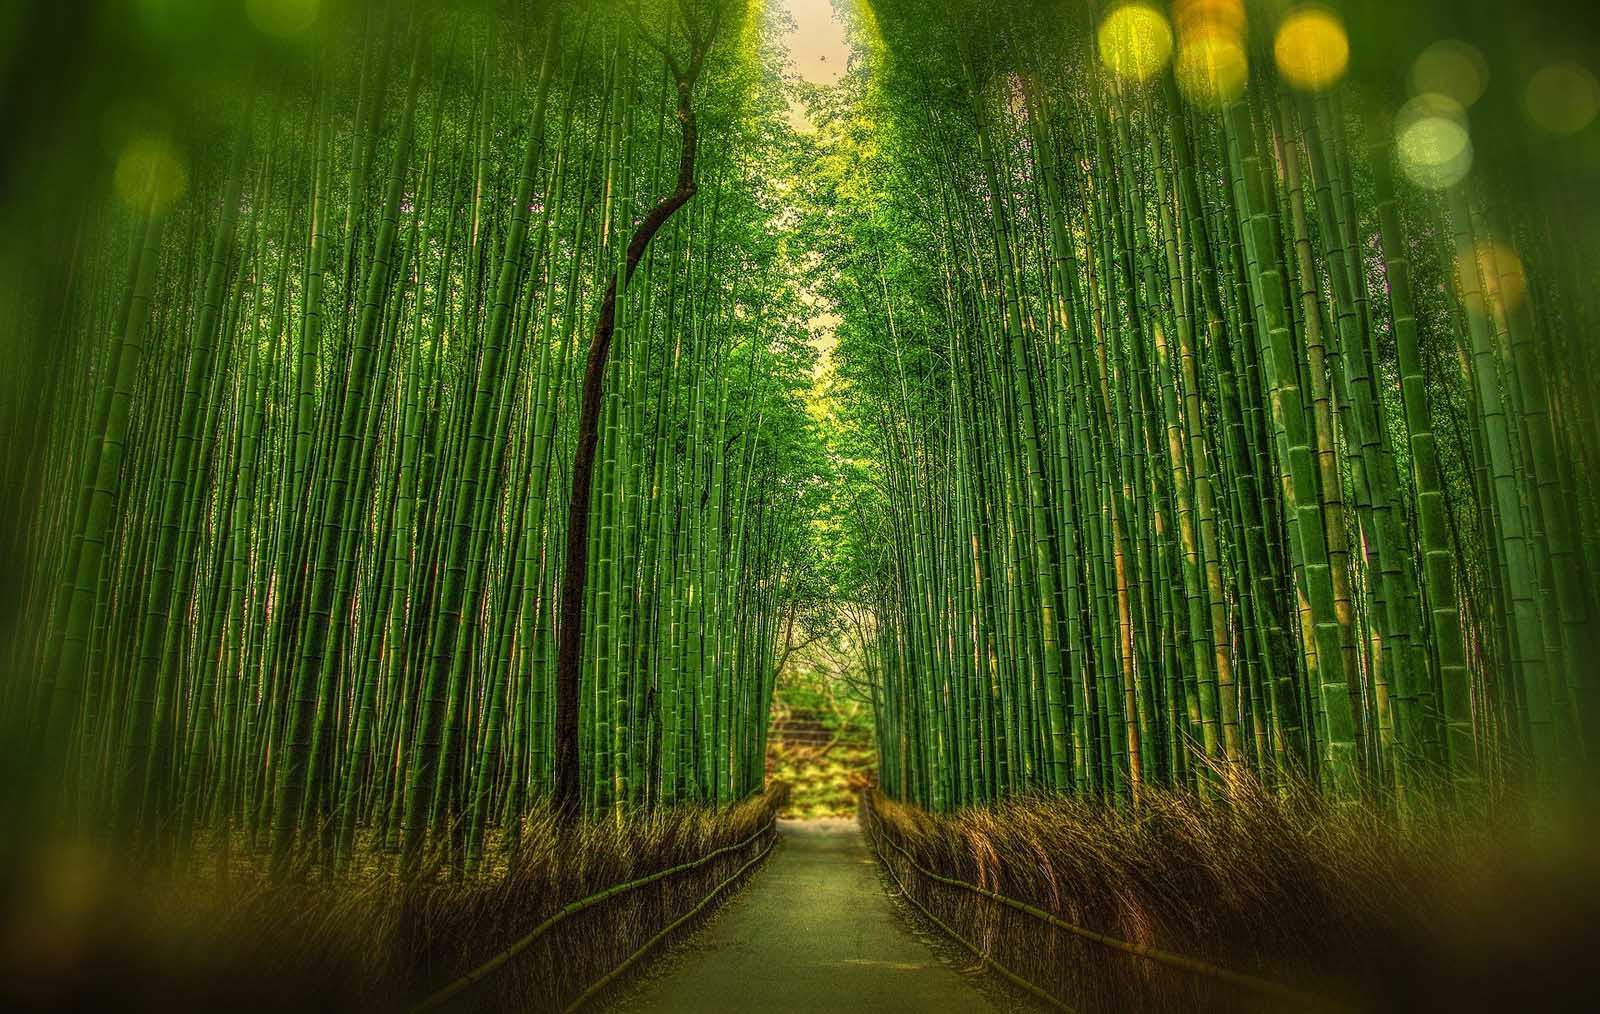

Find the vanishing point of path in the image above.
[{"left": 609, "top": 818, "right": 1003, "bottom": 1013}]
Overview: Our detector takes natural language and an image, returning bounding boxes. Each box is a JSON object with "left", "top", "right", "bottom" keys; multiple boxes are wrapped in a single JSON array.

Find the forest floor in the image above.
[{"left": 606, "top": 817, "right": 1020, "bottom": 1013}]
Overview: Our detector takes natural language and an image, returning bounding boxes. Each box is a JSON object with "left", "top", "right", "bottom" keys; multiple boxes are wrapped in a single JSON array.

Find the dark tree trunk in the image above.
[{"left": 553, "top": 10, "right": 720, "bottom": 824}]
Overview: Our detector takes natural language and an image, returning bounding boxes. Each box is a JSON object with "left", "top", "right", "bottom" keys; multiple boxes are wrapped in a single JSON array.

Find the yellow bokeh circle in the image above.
[
  {"left": 114, "top": 137, "right": 188, "bottom": 213},
  {"left": 1410, "top": 39, "right": 1489, "bottom": 109},
  {"left": 1178, "top": 31, "right": 1250, "bottom": 107},
  {"left": 1098, "top": 4, "right": 1174, "bottom": 84},
  {"left": 1395, "top": 93, "right": 1473, "bottom": 190},
  {"left": 1274, "top": 8, "right": 1350, "bottom": 92},
  {"left": 1524, "top": 62, "right": 1600, "bottom": 136},
  {"left": 1174, "top": 0, "right": 1246, "bottom": 39},
  {"left": 1470, "top": 241, "right": 1528, "bottom": 312}
]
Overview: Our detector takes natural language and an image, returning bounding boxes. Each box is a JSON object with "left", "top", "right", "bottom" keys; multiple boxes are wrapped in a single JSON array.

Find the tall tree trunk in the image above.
[{"left": 553, "top": 8, "right": 720, "bottom": 823}]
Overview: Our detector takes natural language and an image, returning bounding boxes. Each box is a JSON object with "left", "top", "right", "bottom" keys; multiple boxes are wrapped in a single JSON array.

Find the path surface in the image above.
[{"left": 610, "top": 817, "right": 1000, "bottom": 1013}]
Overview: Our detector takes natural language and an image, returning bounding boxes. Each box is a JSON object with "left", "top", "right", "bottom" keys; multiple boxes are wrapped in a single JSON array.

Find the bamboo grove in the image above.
[
  {"left": 4, "top": 0, "right": 828, "bottom": 874},
  {"left": 810, "top": 0, "right": 1600, "bottom": 811}
]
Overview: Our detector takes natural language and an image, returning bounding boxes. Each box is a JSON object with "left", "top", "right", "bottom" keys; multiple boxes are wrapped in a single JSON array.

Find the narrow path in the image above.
[{"left": 609, "top": 818, "right": 1000, "bottom": 1013}]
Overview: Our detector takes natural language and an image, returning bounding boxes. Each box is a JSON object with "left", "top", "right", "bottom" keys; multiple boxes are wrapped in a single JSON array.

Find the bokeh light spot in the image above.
[
  {"left": 114, "top": 137, "right": 188, "bottom": 213},
  {"left": 246, "top": 0, "right": 320, "bottom": 38},
  {"left": 1098, "top": 4, "right": 1174, "bottom": 84},
  {"left": 1274, "top": 9, "right": 1349, "bottom": 92},
  {"left": 1395, "top": 94, "right": 1473, "bottom": 190},
  {"left": 1410, "top": 39, "right": 1488, "bottom": 108},
  {"left": 1470, "top": 241, "right": 1528, "bottom": 313},
  {"left": 1178, "top": 31, "right": 1250, "bottom": 107},
  {"left": 1524, "top": 62, "right": 1600, "bottom": 136},
  {"left": 1174, "top": 0, "right": 1245, "bottom": 39}
]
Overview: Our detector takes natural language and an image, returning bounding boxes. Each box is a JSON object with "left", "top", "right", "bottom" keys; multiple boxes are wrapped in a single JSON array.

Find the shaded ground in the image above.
[{"left": 608, "top": 818, "right": 1005, "bottom": 1013}]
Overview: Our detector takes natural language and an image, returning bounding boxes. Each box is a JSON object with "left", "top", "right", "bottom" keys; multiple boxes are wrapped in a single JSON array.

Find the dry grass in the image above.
[
  {"left": 0, "top": 784, "right": 785, "bottom": 1013},
  {"left": 866, "top": 772, "right": 1600, "bottom": 1013}
]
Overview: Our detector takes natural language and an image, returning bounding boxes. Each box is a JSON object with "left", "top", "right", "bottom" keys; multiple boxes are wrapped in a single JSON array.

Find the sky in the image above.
[
  {"left": 776, "top": 1, "right": 850, "bottom": 382},
  {"left": 784, "top": 0, "right": 850, "bottom": 90}
]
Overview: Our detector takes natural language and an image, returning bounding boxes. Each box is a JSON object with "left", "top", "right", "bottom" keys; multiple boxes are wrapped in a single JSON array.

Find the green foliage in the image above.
[
  {"left": 807, "top": 0, "right": 1600, "bottom": 812},
  {"left": 5, "top": 0, "right": 831, "bottom": 874},
  {"left": 767, "top": 647, "right": 875, "bottom": 819}
]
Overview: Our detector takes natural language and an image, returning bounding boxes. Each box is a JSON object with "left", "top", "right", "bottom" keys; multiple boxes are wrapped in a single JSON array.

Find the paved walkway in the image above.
[{"left": 610, "top": 818, "right": 999, "bottom": 1013}]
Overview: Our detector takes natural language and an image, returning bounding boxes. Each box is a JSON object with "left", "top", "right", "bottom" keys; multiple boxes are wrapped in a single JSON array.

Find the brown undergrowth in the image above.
[
  {"left": 1, "top": 783, "right": 785, "bottom": 1013},
  {"left": 865, "top": 774, "right": 1598, "bottom": 1013}
]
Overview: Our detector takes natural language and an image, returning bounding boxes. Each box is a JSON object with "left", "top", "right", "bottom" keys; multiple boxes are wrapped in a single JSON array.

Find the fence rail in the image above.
[
  {"left": 864, "top": 805, "right": 1340, "bottom": 1012},
  {"left": 866, "top": 817, "right": 1075, "bottom": 1011},
  {"left": 562, "top": 836, "right": 779, "bottom": 1012},
  {"left": 410, "top": 818, "right": 778, "bottom": 1012}
]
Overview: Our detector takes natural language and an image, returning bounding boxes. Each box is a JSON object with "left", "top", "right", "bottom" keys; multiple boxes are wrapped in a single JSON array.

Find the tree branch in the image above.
[{"left": 552, "top": 5, "right": 719, "bottom": 824}]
